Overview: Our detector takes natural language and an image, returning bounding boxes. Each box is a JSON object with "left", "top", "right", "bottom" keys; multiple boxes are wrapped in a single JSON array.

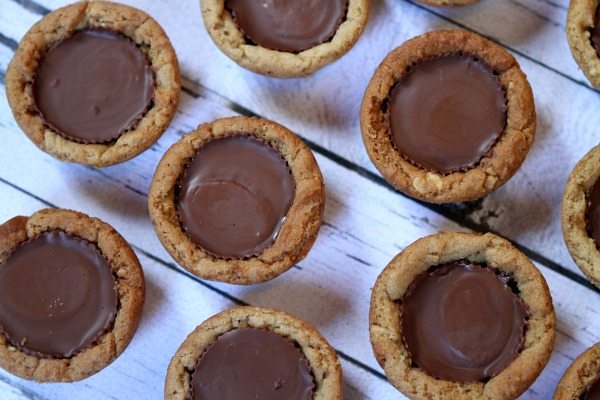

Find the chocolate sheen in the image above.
[
  {"left": 584, "top": 378, "right": 600, "bottom": 400},
  {"left": 177, "top": 135, "right": 295, "bottom": 259},
  {"left": 588, "top": 177, "right": 600, "bottom": 249},
  {"left": 591, "top": 5, "right": 600, "bottom": 58},
  {"left": 388, "top": 55, "right": 507, "bottom": 174},
  {"left": 400, "top": 261, "right": 527, "bottom": 383},
  {"left": 226, "top": 0, "right": 348, "bottom": 52},
  {"left": 0, "top": 231, "right": 118, "bottom": 358},
  {"left": 190, "top": 328, "right": 314, "bottom": 400},
  {"left": 33, "top": 29, "right": 154, "bottom": 143}
]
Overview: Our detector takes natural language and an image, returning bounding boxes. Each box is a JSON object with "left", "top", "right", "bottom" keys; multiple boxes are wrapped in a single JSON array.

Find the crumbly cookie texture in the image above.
[
  {"left": 562, "top": 145, "right": 600, "bottom": 288},
  {"left": 567, "top": 0, "right": 600, "bottom": 87},
  {"left": 165, "top": 306, "right": 342, "bottom": 400},
  {"left": 6, "top": 0, "right": 180, "bottom": 167},
  {"left": 0, "top": 208, "right": 145, "bottom": 382},
  {"left": 148, "top": 116, "right": 325, "bottom": 284},
  {"left": 360, "top": 30, "right": 536, "bottom": 203},
  {"left": 554, "top": 342, "right": 600, "bottom": 399},
  {"left": 417, "top": 0, "right": 479, "bottom": 6},
  {"left": 200, "top": 0, "right": 369, "bottom": 77},
  {"left": 369, "top": 232, "right": 555, "bottom": 400}
]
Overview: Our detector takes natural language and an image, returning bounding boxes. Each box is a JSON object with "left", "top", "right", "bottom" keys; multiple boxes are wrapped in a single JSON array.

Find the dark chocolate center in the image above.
[
  {"left": 583, "top": 378, "right": 600, "bottom": 400},
  {"left": 590, "top": 5, "right": 600, "bottom": 58},
  {"left": 176, "top": 135, "right": 295, "bottom": 259},
  {"left": 587, "top": 176, "right": 600, "bottom": 250},
  {"left": 387, "top": 55, "right": 507, "bottom": 174},
  {"left": 33, "top": 29, "right": 154, "bottom": 143},
  {"left": 189, "top": 328, "right": 315, "bottom": 400},
  {"left": 400, "top": 261, "right": 527, "bottom": 383},
  {"left": 0, "top": 231, "right": 118, "bottom": 358},
  {"left": 226, "top": 0, "right": 348, "bottom": 53}
]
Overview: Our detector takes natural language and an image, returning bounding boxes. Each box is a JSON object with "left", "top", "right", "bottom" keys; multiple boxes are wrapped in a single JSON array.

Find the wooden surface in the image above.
[{"left": 0, "top": 0, "right": 599, "bottom": 399}]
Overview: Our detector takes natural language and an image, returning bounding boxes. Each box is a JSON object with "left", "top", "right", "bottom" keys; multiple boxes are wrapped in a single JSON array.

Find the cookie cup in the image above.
[
  {"left": 6, "top": 1, "right": 180, "bottom": 167},
  {"left": 148, "top": 116, "right": 324, "bottom": 284},
  {"left": 200, "top": 0, "right": 369, "bottom": 77},
  {"left": 0, "top": 208, "right": 145, "bottom": 382},
  {"left": 360, "top": 30, "right": 535, "bottom": 203},
  {"left": 567, "top": 0, "right": 600, "bottom": 88},
  {"left": 369, "top": 232, "right": 555, "bottom": 399},
  {"left": 554, "top": 342, "right": 600, "bottom": 399},
  {"left": 164, "top": 306, "right": 342, "bottom": 400}
]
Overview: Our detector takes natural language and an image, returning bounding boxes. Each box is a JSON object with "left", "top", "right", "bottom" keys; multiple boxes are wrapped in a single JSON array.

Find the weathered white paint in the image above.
[{"left": 0, "top": 0, "right": 599, "bottom": 399}]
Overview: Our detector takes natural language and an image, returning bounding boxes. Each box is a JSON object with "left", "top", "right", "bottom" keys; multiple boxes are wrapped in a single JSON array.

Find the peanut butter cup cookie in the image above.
[
  {"left": 200, "top": 0, "right": 369, "bottom": 77},
  {"left": 554, "top": 342, "right": 600, "bottom": 399},
  {"left": 165, "top": 306, "right": 342, "bottom": 400},
  {"left": 0, "top": 208, "right": 144, "bottom": 382},
  {"left": 148, "top": 116, "right": 324, "bottom": 284},
  {"left": 361, "top": 30, "right": 535, "bottom": 203},
  {"left": 567, "top": 0, "right": 600, "bottom": 88},
  {"left": 6, "top": 1, "right": 180, "bottom": 167},
  {"left": 562, "top": 145, "right": 600, "bottom": 288},
  {"left": 370, "top": 232, "right": 555, "bottom": 399}
]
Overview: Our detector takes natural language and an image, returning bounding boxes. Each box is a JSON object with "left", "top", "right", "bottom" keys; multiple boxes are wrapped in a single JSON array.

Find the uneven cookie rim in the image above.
[
  {"left": 0, "top": 208, "right": 145, "bottom": 382},
  {"left": 360, "top": 30, "right": 536, "bottom": 203},
  {"left": 164, "top": 306, "right": 342, "bottom": 400},
  {"left": 148, "top": 116, "right": 325, "bottom": 284},
  {"left": 553, "top": 341, "right": 600, "bottom": 399},
  {"left": 5, "top": 0, "right": 180, "bottom": 167},
  {"left": 369, "top": 232, "right": 555, "bottom": 399},
  {"left": 561, "top": 145, "right": 600, "bottom": 288},
  {"left": 567, "top": 0, "right": 600, "bottom": 88},
  {"left": 200, "top": 0, "right": 369, "bottom": 77}
]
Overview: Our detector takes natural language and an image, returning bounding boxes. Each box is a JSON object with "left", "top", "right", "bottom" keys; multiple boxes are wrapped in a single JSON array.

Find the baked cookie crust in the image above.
[
  {"left": 369, "top": 232, "right": 555, "bottom": 400},
  {"left": 0, "top": 208, "right": 145, "bottom": 382},
  {"left": 6, "top": 0, "right": 180, "bottom": 167},
  {"left": 148, "top": 116, "right": 325, "bottom": 284},
  {"left": 567, "top": 0, "right": 600, "bottom": 88},
  {"left": 360, "top": 30, "right": 536, "bottom": 203},
  {"left": 554, "top": 342, "right": 600, "bottom": 399},
  {"left": 200, "top": 0, "right": 369, "bottom": 77},
  {"left": 164, "top": 306, "right": 342, "bottom": 400},
  {"left": 562, "top": 145, "right": 600, "bottom": 288}
]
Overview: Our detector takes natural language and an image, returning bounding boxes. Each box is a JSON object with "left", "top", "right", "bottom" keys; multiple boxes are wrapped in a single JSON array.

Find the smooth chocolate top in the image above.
[
  {"left": 591, "top": 5, "right": 600, "bottom": 58},
  {"left": 0, "top": 231, "right": 118, "bottom": 358},
  {"left": 176, "top": 135, "right": 295, "bottom": 259},
  {"left": 190, "top": 328, "right": 314, "bottom": 400},
  {"left": 388, "top": 55, "right": 507, "bottom": 174},
  {"left": 400, "top": 261, "right": 527, "bottom": 383},
  {"left": 584, "top": 378, "right": 600, "bottom": 400},
  {"left": 33, "top": 29, "right": 154, "bottom": 143},
  {"left": 588, "top": 176, "right": 600, "bottom": 249},
  {"left": 226, "top": 0, "right": 348, "bottom": 53}
]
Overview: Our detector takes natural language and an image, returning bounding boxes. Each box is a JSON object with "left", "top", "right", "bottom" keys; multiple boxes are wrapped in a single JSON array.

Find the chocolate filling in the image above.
[
  {"left": 0, "top": 231, "right": 118, "bottom": 358},
  {"left": 386, "top": 54, "right": 507, "bottom": 174},
  {"left": 583, "top": 378, "right": 600, "bottom": 400},
  {"left": 225, "top": 0, "right": 348, "bottom": 53},
  {"left": 176, "top": 135, "right": 295, "bottom": 259},
  {"left": 590, "top": 5, "right": 600, "bottom": 58},
  {"left": 33, "top": 29, "right": 154, "bottom": 144},
  {"left": 399, "top": 261, "right": 527, "bottom": 383},
  {"left": 587, "top": 176, "right": 600, "bottom": 250},
  {"left": 188, "top": 328, "right": 315, "bottom": 400}
]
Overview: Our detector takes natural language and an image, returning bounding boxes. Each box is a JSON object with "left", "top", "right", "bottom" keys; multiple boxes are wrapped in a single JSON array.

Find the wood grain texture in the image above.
[{"left": 0, "top": 0, "right": 599, "bottom": 399}]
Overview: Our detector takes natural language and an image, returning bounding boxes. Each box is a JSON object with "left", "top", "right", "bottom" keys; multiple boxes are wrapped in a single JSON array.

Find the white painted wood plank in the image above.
[
  {"left": 3, "top": 0, "right": 596, "bottom": 278},
  {"left": 0, "top": 176, "right": 401, "bottom": 400},
  {"left": 0, "top": 56, "right": 598, "bottom": 399}
]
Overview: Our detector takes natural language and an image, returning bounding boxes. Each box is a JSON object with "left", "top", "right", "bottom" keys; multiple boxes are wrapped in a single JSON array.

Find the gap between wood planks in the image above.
[
  {"left": 0, "top": 175, "right": 389, "bottom": 384},
  {"left": 1, "top": 0, "right": 599, "bottom": 301}
]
